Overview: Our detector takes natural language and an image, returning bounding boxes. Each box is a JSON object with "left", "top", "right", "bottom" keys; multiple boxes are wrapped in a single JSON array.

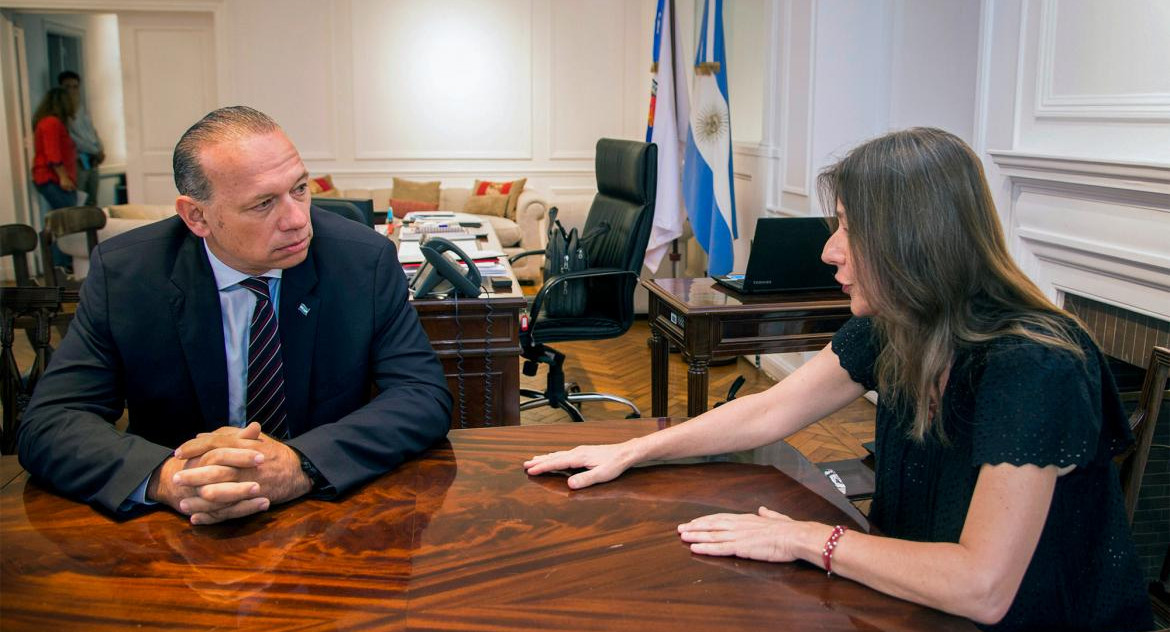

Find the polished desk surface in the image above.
[
  {"left": 0, "top": 420, "right": 974, "bottom": 631},
  {"left": 646, "top": 276, "right": 851, "bottom": 312}
]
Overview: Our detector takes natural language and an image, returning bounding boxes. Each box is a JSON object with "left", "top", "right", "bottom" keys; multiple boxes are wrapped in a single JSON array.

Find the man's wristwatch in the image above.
[{"left": 292, "top": 448, "right": 333, "bottom": 496}]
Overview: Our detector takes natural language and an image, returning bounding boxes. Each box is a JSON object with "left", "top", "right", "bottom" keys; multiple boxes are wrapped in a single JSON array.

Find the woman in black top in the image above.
[{"left": 525, "top": 128, "right": 1153, "bottom": 631}]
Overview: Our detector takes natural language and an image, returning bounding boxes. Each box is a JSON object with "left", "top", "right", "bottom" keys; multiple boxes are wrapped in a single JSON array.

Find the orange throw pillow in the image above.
[
  {"left": 308, "top": 175, "right": 336, "bottom": 195},
  {"left": 391, "top": 178, "right": 441, "bottom": 205},
  {"left": 470, "top": 178, "right": 526, "bottom": 220},
  {"left": 462, "top": 192, "right": 509, "bottom": 218}
]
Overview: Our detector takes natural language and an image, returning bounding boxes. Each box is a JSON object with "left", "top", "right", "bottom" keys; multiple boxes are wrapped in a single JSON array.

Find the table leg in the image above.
[
  {"left": 687, "top": 358, "right": 709, "bottom": 418},
  {"left": 649, "top": 326, "right": 668, "bottom": 418}
]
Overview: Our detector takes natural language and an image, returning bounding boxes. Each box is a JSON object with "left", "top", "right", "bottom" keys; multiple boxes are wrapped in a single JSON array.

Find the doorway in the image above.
[{"left": 45, "top": 31, "right": 82, "bottom": 85}]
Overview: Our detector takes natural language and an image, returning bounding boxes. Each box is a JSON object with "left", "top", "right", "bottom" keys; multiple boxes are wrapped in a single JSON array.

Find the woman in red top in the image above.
[{"left": 32, "top": 86, "right": 79, "bottom": 210}]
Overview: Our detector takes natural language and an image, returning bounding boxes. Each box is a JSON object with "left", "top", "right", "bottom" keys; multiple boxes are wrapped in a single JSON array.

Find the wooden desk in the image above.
[
  {"left": 644, "top": 278, "right": 852, "bottom": 417},
  {"left": 0, "top": 419, "right": 974, "bottom": 631},
  {"left": 396, "top": 220, "right": 525, "bottom": 428},
  {"left": 413, "top": 291, "right": 525, "bottom": 428}
]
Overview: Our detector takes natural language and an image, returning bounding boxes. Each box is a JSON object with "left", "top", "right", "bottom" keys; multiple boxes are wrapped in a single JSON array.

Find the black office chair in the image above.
[
  {"left": 509, "top": 138, "right": 657, "bottom": 422},
  {"left": 39, "top": 205, "right": 106, "bottom": 288},
  {"left": 313, "top": 197, "right": 375, "bottom": 228}
]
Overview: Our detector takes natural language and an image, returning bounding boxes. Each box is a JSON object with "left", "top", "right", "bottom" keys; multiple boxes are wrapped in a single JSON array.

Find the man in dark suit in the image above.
[{"left": 19, "top": 106, "right": 451, "bottom": 524}]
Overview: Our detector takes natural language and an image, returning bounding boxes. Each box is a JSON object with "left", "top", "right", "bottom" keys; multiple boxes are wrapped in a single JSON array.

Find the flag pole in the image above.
[{"left": 669, "top": 237, "right": 680, "bottom": 277}]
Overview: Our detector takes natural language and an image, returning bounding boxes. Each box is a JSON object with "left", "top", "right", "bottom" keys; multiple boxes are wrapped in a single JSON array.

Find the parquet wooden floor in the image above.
[{"left": 518, "top": 318, "right": 877, "bottom": 465}]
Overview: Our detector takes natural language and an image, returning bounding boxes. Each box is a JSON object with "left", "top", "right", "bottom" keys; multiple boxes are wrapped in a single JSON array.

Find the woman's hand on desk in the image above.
[
  {"left": 523, "top": 440, "right": 640, "bottom": 489},
  {"left": 678, "top": 506, "right": 828, "bottom": 565}
]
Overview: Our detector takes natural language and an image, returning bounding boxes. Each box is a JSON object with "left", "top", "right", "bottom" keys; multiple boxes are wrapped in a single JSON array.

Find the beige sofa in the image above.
[
  {"left": 341, "top": 186, "right": 549, "bottom": 282},
  {"left": 57, "top": 204, "right": 176, "bottom": 278},
  {"left": 59, "top": 187, "right": 552, "bottom": 283}
]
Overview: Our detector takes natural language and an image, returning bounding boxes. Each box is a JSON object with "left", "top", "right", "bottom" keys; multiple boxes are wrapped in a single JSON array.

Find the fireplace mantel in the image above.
[
  {"left": 988, "top": 150, "right": 1170, "bottom": 324},
  {"left": 988, "top": 151, "right": 1170, "bottom": 195}
]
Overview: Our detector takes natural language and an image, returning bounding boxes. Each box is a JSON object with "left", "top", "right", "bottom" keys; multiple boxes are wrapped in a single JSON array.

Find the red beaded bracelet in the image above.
[{"left": 822, "top": 525, "right": 848, "bottom": 576}]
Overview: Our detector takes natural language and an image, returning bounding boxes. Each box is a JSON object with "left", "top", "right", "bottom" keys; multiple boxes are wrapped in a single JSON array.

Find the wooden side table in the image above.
[{"left": 644, "top": 277, "right": 852, "bottom": 417}]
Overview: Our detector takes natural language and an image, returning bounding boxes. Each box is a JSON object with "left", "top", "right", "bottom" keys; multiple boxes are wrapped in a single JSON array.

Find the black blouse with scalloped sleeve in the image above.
[{"left": 831, "top": 317, "right": 1153, "bottom": 632}]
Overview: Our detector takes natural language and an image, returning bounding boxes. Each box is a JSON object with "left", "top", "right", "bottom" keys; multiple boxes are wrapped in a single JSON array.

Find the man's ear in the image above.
[{"left": 176, "top": 196, "right": 211, "bottom": 238}]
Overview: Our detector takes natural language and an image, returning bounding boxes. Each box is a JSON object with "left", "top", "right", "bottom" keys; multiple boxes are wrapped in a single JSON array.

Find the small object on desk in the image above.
[
  {"left": 822, "top": 468, "right": 848, "bottom": 495},
  {"left": 488, "top": 276, "right": 513, "bottom": 290},
  {"left": 404, "top": 211, "right": 458, "bottom": 222},
  {"left": 399, "top": 223, "right": 475, "bottom": 241},
  {"left": 459, "top": 221, "right": 482, "bottom": 228}
]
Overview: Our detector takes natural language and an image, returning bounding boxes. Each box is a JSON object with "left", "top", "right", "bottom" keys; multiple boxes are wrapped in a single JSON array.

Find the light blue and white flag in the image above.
[
  {"left": 644, "top": 0, "right": 689, "bottom": 274},
  {"left": 683, "top": 0, "right": 737, "bottom": 277}
]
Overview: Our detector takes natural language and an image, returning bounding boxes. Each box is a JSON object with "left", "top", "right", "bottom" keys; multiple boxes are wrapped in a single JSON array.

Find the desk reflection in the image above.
[{"left": 2, "top": 420, "right": 971, "bottom": 631}]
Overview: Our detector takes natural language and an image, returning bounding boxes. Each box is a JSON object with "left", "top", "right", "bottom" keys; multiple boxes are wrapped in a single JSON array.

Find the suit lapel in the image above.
[
  {"left": 279, "top": 251, "right": 320, "bottom": 436},
  {"left": 167, "top": 234, "right": 229, "bottom": 430}
]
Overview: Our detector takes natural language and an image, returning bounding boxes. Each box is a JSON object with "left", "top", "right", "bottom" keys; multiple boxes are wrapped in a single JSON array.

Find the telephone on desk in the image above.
[{"left": 411, "top": 236, "right": 483, "bottom": 299}]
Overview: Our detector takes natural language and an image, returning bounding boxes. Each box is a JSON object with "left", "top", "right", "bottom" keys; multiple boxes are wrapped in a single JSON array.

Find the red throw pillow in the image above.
[
  {"left": 471, "top": 178, "right": 526, "bottom": 220},
  {"left": 309, "top": 175, "right": 335, "bottom": 194},
  {"left": 390, "top": 197, "right": 440, "bottom": 219}
]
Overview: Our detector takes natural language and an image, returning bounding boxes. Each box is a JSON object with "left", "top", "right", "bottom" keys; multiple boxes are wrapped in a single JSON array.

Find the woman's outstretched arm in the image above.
[{"left": 523, "top": 343, "right": 867, "bottom": 489}]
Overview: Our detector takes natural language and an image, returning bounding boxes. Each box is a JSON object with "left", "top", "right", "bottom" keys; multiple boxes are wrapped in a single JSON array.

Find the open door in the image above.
[
  {"left": 0, "top": 16, "right": 36, "bottom": 229},
  {"left": 117, "top": 11, "right": 216, "bottom": 204}
]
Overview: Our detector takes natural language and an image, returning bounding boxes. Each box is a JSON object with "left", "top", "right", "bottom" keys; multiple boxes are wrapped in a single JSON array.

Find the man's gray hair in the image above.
[{"left": 173, "top": 106, "right": 281, "bottom": 202}]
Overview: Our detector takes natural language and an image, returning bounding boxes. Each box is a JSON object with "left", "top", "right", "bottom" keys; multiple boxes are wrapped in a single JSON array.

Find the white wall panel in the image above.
[
  {"left": 726, "top": 0, "right": 765, "bottom": 145},
  {"left": 135, "top": 30, "right": 209, "bottom": 153},
  {"left": 1043, "top": 0, "right": 1170, "bottom": 112},
  {"left": 549, "top": 0, "right": 627, "bottom": 159},
  {"left": 143, "top": 174, "right": 181, "bottom": 205},
  {"left": 781, "top": 0, "right": 812, "bottom": 205},
  {"left": 227, "top": 0, "right": 338, "bottom": 161},
  {"left": 1016, "top": 0, "right": 1170, "bottom": 161},
  {"left": 350, "top": 0, "right": 533, "bottom": 160},
  {"left": 887, "top": 0, "right": 979, "bottom": 140}
]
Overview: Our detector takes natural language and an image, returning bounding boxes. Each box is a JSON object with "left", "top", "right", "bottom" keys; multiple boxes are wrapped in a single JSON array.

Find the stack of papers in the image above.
[
  {"left": 397, "top": 242, "right": 508, "bottom": 279},
  {"left": 400, "top": 260, "right": 508, "bottom": 280},
  {"left": 399, "top": 223, "right": 475, "bottom": 241}
]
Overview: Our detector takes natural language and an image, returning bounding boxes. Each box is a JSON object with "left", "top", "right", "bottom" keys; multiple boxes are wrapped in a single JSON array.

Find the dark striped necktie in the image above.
[{"left": 239, "top": 276, "right": 289, "bottom": 439}]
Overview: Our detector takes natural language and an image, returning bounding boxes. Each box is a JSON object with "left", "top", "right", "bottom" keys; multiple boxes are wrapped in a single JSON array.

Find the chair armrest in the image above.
[
  {"left": 528, "top": 268, "right": 635, "bottom": 323},
  {"left": 508, "top": 249, "right": 546, "bottom": 265}
]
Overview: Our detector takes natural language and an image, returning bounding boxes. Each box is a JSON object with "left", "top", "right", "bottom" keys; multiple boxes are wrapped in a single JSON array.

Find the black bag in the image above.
[{"left": 542, "top": 207, "right": 607, "bottom": 318}]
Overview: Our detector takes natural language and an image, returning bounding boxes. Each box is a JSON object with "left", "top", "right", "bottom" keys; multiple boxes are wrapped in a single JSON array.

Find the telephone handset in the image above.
[{"left": 411, "top": 235, "right": 483, "bottom": 299}]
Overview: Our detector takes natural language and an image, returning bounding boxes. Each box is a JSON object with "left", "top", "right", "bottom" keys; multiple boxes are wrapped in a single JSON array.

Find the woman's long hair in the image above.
[
  {"left": 817, "top": 127, "right": 1082, "bottom": 440},
  {"left": 32, "top": 87, "right": 75, "bottom": 129}
]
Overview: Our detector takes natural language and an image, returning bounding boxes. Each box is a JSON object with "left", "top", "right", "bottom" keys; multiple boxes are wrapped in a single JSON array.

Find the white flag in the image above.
[{"left": 643, "top": 0, "right": 690, "bottom": 274}]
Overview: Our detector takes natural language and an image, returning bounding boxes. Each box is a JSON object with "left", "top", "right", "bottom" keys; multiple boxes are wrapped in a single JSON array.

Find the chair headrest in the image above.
[
  {"left": 595, "top": 139, "right": 657, "bottom": 206},
  {"left": 45, "top": 205, "right": 107, "bottom": 236}
]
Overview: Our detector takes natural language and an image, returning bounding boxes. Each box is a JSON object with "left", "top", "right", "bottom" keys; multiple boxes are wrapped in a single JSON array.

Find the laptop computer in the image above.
[{"left": 713, "top": 217, "right": 840, "bottom": 294}]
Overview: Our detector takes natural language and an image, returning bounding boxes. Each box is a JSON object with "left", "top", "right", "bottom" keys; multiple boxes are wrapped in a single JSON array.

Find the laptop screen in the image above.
[{"left": 722, "top": 217, "right": 839, "bottom": 293}]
